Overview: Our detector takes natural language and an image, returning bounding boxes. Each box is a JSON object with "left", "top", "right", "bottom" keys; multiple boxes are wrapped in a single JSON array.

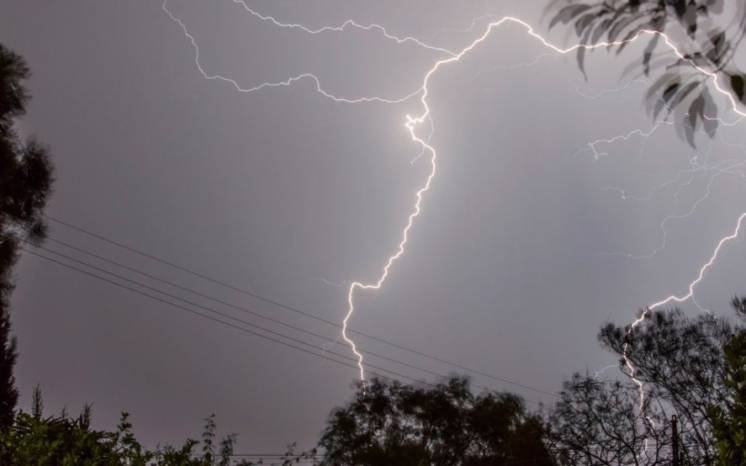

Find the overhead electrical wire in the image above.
[
  {"left": 22, "top": 247, "right": 437, "bottom": 387},
  {"left": 25, "top": 244, "right": 555, "bottom": 405},
  {"left": 31, "top": 243, "right": 546, "bottom": 396},
  {"left": 44, "top": 215, "right": 560, "bottom": 398}
]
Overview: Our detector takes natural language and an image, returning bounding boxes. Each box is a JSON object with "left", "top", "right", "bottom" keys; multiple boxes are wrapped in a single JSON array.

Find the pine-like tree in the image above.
[{"left": 0, "top": 43, "right": 53, "bottom": 427}]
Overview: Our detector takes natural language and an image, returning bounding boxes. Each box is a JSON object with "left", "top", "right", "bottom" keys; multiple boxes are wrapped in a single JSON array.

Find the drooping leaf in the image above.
[
  {"left": 608, "top": 11, "right": 637, "bottom": 42},
  {"left": 646, "top": 73, "right": 678, "bottom": 113},
  {"left": 642, "top": 33, "right": 660, "bottom": 76},
  {"left": 706, "top": 30, "right": 729, "bottom": 66},
  {"left": 609, "top": 12, "right": 644, "bottom": 45},
  {"left": 701, "top": 88, "right": 719, "bottom": 138},
  {"left": 682, "top": 93, "right": 705, "bottom": 147},
  {"left": 616, "top": 24, "right": 645, "bottom": 56},
  {"left": 730, "top": 73, "right": 746, "bottom": 103},
  {"left": 672, "top": 0, "right": 688, "bottom": 20},
  {"left": 577, "top": 26, "right": 594, "bottom": 80},
  {"left": 655, "top": 82, "right": 681, "bottom": 117},
  {"left": 591, "top": 18, "right": 612, "bottom": 45},
  {"left": 549, "top": 4, "right": 594, "bottom": 29},
  {"left": 688, "top": 93, "right": 705, "bottom": 133},
  {"left": 574, "top": 11, "right": 597, "bottom": 36},
  {"left": 664, "top": 80, "right": 701, "bottom": 118},
  {"left": 680, "top": 3, "right": 699, "bottom": 38}
]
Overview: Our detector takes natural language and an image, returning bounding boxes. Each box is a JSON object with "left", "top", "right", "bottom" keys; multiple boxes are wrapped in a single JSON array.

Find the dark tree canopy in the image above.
[
  {"left": 547, "top": 0, "right": 746, "bottom": 146},
  {"left": 0, "top": 43, "right": 53, "bottom": 428},
  {"left": 317, "top": 376, "right": 555, "bottom": 466},
  {"left": 549, "top": 302, "right": 746, "bottom": 466}
]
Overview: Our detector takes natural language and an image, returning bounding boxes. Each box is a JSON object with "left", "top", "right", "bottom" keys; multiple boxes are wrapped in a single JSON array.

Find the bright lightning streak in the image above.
[
  {"left": 341, "top": 117, "right": 437, "bottom": 382},
  {"left": 343, "top": 18, "right": 746, "bottom": 382},
  {"left": 601, "top": 157, "right": 708, "bottom": 202},
  {"left": 586, "top": 120, "right": 668, "bottom": 159},
  {"left": 229, "top": 0, "right": 457, "bottom": 57},
  {"left": 161, "top": 0, "right": 424, "bottom": 104},
  {"left": 608, "top": 158, "right": 745, "bottom": 260},
  {"left": 163, "top": 2, "right": 746, "bottom": 410},
  {"left": 622, "top": 211, "right": 746, "bottom": 439},
  {"left": 647, "top": 212, "right": 746, "bottom": 311}
]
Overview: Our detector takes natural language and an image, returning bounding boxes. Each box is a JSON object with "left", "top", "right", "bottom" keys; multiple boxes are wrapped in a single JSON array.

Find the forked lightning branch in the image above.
[{"left": 162, "top": 0, "right": 746, "bottom": 411}]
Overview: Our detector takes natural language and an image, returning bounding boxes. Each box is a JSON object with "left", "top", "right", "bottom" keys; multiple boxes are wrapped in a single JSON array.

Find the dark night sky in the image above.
[{"left": 2, "top": 0, "right": 746, "bottom": 453}]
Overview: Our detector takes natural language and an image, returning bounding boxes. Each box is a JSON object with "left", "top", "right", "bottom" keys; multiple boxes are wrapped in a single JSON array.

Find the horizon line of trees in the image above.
[{"left": 3, "top": 297, "right": 746, "bottom": 465}]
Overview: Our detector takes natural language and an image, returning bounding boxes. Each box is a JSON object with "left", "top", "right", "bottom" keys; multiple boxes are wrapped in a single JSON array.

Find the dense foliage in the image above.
[
  {"left": 0, "top": 387, "right": 282, "bottom": 466},
  {"left": 0, "top": 43, "right": 53, "bottom": 427},
  {"left": 318, "top": 376, "right": 555, "bottom": 466}
]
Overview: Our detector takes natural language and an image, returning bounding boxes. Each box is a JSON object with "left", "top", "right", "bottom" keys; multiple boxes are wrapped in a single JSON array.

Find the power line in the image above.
[
  {"left": 45, "top": 215, "right": 559, "bottom": 398},
  {"left": 27, "top": 242, "right": 545, "bottom": 399},
  {"left": 22, "top": 248, "right": 434, "bottom": 388},
  {"left": 43, "top": 236, "right": 559, "bottom": 398},
  {"left": 27, "top": 243, "right": 559, "bottom": 452},
  {"left": 26, "top": 246, "right": 552, "bottom": 406},
  {"left": 37, "top": 249, "right": 564, "bottom": 449}
]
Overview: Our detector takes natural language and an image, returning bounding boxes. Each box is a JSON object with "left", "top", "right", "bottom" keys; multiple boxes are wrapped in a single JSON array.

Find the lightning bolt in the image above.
[
  {"left": 161, "top": 0, "right": 427, "bottom": 104},
  {"left": 162, "top": 1, "right": 746, "bottom": 412},
  {"left": 585, "top": 119, "right": 668, "bottom": 159},
  {"left": 647, "top": 212, "right": 746, "bottom": 311},
  {"left": 229, "top": 0, "right": 457, "bottom": 57},
  {"left": 622, "top": 211, "right": 746, "bottom": 449},
  {"left": 343, "top": 20, "right": 746, "bottom": 383},
  {"left": 607, "top": 158, "right": 745, "bottom": 261}
]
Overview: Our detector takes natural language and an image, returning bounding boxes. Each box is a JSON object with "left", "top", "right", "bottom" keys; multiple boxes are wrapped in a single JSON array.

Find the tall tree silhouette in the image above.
[{"left": 0, "top": 43, "right": 53, "bottom": 427}]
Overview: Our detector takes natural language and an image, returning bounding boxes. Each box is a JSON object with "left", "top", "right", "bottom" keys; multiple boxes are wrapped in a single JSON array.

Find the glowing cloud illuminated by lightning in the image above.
[
  {"left": 340, "top": 18, "right": 746, "bottom": 382},
  {"left": 162, "top": 2, "right": 746, "bottom": 399}
]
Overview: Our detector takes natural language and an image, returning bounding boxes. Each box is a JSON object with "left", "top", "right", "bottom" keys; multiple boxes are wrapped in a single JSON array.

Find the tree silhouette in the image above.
[
  {"left": 548, "top": 373, "right": 671, "bottom": 465},
  {"left": 1, "top": 387, "right": 262, "bottom": 466},
  {"left": 547, "top": 0, "right": 746, "bottom": 146},
  {"left": 600, "top": 309, "right": 733, "bottom": 464},
  {"left": 549, "top": 304, "right": 746, "bottom": 465},
  {"left": 710, "top": 296, "right": 746, "bottom": 465},
  {"left": 0, "top": 43, "right": 53, "bottom": 427},
  {"left": 317, "top": 376, "right": 555, "bottom": 466}
]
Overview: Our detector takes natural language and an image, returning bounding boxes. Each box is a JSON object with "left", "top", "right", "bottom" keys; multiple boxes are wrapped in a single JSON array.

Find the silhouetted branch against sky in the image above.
[{"left": 548, "top": 0, "right": 746, "bottom": 146}]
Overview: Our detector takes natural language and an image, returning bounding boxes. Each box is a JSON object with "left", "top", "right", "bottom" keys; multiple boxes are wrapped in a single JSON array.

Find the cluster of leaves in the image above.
[
  {"left": 547, "top": 0, "right": 746, "bottom": 146},
  {"left": 318, "top": 376, "right": 554, "bottom": 466}
]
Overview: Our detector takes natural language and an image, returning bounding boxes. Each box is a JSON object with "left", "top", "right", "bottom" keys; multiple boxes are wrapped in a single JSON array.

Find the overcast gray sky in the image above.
[{"left": 2, "top": 0, "right": 746, "bottom": 454}]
